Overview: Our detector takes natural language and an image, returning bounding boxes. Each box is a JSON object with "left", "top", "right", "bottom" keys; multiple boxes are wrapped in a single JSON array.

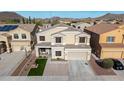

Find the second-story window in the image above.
[
  {"left": 79, "top": 37, "right": 85, "bottom": 43},
  {"left": 14, "top": 34, "right": 19, "bottom": 39},
  {"left": 106, "top": 36, "right": 115, "bottom": 43},
  {"left": 22, "top": 34, "right": 27, "bottom": 39},
  {"left": 56, "top": 37, "right": 61, "bottom": 43},
  {"left": 39, "top": 36, "right": 45, "bottom": 41}
]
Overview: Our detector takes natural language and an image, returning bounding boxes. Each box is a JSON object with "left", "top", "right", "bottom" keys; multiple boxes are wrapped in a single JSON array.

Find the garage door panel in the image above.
[
  {"left": 67, "top": 52, "right": 87, "bottom": 60},
  {"left": 102, "top": 51, "right": 122, "bottom": 58}
]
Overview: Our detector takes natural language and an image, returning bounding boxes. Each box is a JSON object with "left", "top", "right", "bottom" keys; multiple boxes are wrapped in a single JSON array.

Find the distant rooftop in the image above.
[{"left": 85, "top": 23, "right": 122, "bottom": 34}]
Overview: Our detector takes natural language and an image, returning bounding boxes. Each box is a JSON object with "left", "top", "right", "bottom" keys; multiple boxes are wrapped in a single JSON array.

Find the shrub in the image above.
[
  {"left": 57, "top": 58, "right": 60, "bottom": 60},
  {"left": 101, "top": 59, "right": 114, "bottom": 69}
]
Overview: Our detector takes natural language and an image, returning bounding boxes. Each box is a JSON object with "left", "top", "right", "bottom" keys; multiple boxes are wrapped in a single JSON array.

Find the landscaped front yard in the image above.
[{"left": 28, "top": 58, "right": 47, "bottom": 76}]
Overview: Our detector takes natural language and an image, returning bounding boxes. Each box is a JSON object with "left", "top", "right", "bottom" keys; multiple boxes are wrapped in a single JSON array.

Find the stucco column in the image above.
[
  {"left": 6, "top": 47, "right": 10, "bottom": 53},
  {"left": 6, "top": 43, "right": 10, "bottom": 53},
  {"left": 86, "top": 37, "right": 90, "bottom": 45},
  {"left": 35, "top": 46, "right": 39, "bottom": 57},
  {"left": 87, "top": 51, "right": 91, "bottom": 61}
]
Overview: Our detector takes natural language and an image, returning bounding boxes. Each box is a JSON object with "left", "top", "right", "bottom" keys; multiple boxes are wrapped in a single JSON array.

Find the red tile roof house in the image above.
[{"left": 84, "top": 23, "right": 124, "bottom": 59}]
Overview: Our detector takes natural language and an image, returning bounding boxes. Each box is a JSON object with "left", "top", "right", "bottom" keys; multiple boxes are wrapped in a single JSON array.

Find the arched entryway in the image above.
[{"left": 0, "top": 41, "right": 7, "bottom": 54}]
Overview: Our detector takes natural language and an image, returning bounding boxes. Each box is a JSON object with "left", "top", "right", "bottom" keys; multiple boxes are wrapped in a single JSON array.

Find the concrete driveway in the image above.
[
  {"left": 0, "top": 51, "right": 26, "bottom": 76},
  {"left": 68, "top": 60, "right": 95, "bottom": 80},
  {"left": 43, "top": 57, "right": 96, "bottom": 80}
]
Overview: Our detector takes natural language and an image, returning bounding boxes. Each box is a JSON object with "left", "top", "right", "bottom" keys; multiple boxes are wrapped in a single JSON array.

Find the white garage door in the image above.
[{"left": 67, "top": 52, "right": 87, "bottom": 60}]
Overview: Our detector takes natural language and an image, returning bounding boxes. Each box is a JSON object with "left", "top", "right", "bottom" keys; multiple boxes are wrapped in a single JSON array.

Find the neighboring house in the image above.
[
  {"left": 85, "top": 23, "right": 124, "bottom": 59},
  {"left": 38, "top": 24, "right": 52, "bottom": 31},
  {"left": 35, "top": 24, "right": 91, "bottom": 61},
  {"left": 71, "top": 22, "right": 93, "bottom": 30},
  {"left": 0, "top": 24, "right": 38, "bottom": 53}
]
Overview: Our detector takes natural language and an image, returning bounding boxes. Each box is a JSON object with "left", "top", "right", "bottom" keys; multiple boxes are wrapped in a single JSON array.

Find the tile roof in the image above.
[
  {"left": 85, "top": 23, "right": 121, "bottom": 34},
  {"left": 36, "top": 42, "right": 51, "bottom": 46},
  {"left": 40, "top": 24, "right": 69, "bottom": 32},
  {"left": 100, "top": 43, "right": 124, "bottom": 48},
  {"left": 36, "top": 42, "right": 91, "bottom": 49},
  {"left": 18, "top": 24, "right": 36, "bottom": 32},
  {"left": 1, "top": 33, "right": 11, "bottom": 37},
  {"left": 52, "top": 44, "right": 91, "bottom": 49},
  {"left": 62, "top": 26, "right": 81, "bottom": 31}
]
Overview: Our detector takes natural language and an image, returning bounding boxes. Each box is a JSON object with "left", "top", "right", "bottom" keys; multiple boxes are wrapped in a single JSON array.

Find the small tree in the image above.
[
  {"left": 51, "top": 19, "right": 59, "bottom": 26},
  {"left": 32, "top": 17, "right": 36, "bottom": 24},
  {"left": 28, "top": 16, "right": 32, "bottom": 24},
  {"left": 22, "top": 18, "right": 25, "bottom": 24},
  {"left": 26, "top": 18, "right": 29, "bottom": 24}
]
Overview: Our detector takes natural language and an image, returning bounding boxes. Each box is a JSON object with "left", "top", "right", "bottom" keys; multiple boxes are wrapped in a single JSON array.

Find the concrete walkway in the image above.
[{"left": 43, "top": 57, "right": 69, "bottom": 76}]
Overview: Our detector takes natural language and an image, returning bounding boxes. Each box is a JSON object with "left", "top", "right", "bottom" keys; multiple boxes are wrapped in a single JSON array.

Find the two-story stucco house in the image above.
[
  {"left": 0, "top": 24, "right": 38, "bottom": 53},
  {"left": 35, "top": 24, "right": 91, "bottom": 61},
  {"left": 85, "top": 23, "right": 124, "bottom": 59}
]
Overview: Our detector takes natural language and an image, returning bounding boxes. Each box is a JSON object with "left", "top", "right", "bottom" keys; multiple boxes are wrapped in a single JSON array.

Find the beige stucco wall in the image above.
[
  {"left": 8, "top": 28, "right": 32, "bottom": 52},
  {"left": 51, "top": 30, "right": 90, "bottom": 45},
  {"left": 9, "top": 28, "right": 31, "bottom": 41},
  {"left": 37, "top": 27, "right": 68, "bottom": 43},
  {"left": 11, "top": 41, "right": 31, "bottom": 51}
]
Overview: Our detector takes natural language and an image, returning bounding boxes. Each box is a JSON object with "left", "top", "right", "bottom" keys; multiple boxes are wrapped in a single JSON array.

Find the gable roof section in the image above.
[
  {"left": 85, "top": 23, "right": 121, "bottom": 34},
  {"left": 38, "top": 24, "right": 69, "bottom": 33},
  {"left": 51, "top": 26, "right": 82, "bottom": 36},
  {"left": 18, "top": 24, "right": 36, "bottom": 32},
  {"left": 62, "top": 26, "right": 81, "bottom": 31}
]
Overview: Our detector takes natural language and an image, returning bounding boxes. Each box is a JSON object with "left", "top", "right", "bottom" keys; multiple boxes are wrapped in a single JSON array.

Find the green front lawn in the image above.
[{"left": 28, "top": 58, "right": 47, "bottom": 76}]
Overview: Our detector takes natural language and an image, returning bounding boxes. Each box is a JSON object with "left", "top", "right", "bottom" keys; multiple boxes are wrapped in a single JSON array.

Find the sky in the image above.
[{"left": 16, "top": 11, "right": 124, "bottom": 18}]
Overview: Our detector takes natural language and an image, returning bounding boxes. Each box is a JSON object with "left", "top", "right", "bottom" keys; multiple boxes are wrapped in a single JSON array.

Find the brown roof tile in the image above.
[
  {"left": 85, "top": 23, "right": 121, "bottom": 34},
  {"left": 100, "top": 43, "right": 124, "bottom": 48}
]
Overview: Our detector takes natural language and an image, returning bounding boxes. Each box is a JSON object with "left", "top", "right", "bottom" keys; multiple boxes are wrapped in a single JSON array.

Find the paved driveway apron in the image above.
[
  {"left": 68, "top": 60, "right": 95, "bottom": 80},
  {"left": 43, "top": 57, "right": 69, "bottom": 76}
]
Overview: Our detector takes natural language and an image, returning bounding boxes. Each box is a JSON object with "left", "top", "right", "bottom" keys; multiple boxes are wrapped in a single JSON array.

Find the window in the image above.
[
  {"left": 41, "top": 48, "right": 45, "bottom": 52},
  {"left": 39, "top": 36, "right": 45, "bottom": 41},
  {"left": 22, "top": 34, "right": 26, "bottom": 39},
  {"left": 56, "top": 37, "right": 61, "bottom": 43},
  {"left": 106, "top": 36, "right": 115, "bottom": 43},
  {"left": 55, "top": 51, "right": 61, "bottom": 56},
  {"left": 14, "top": 34, "right": 19, "bottom": 39},
  {"left": 79, "top": 37, "right": 85, "bottom": 43}
]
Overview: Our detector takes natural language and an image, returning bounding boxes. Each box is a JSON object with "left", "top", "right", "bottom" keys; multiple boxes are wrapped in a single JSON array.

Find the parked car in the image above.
[{"left": 112, "top": 59, "right": 124, "bottom": 70}]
